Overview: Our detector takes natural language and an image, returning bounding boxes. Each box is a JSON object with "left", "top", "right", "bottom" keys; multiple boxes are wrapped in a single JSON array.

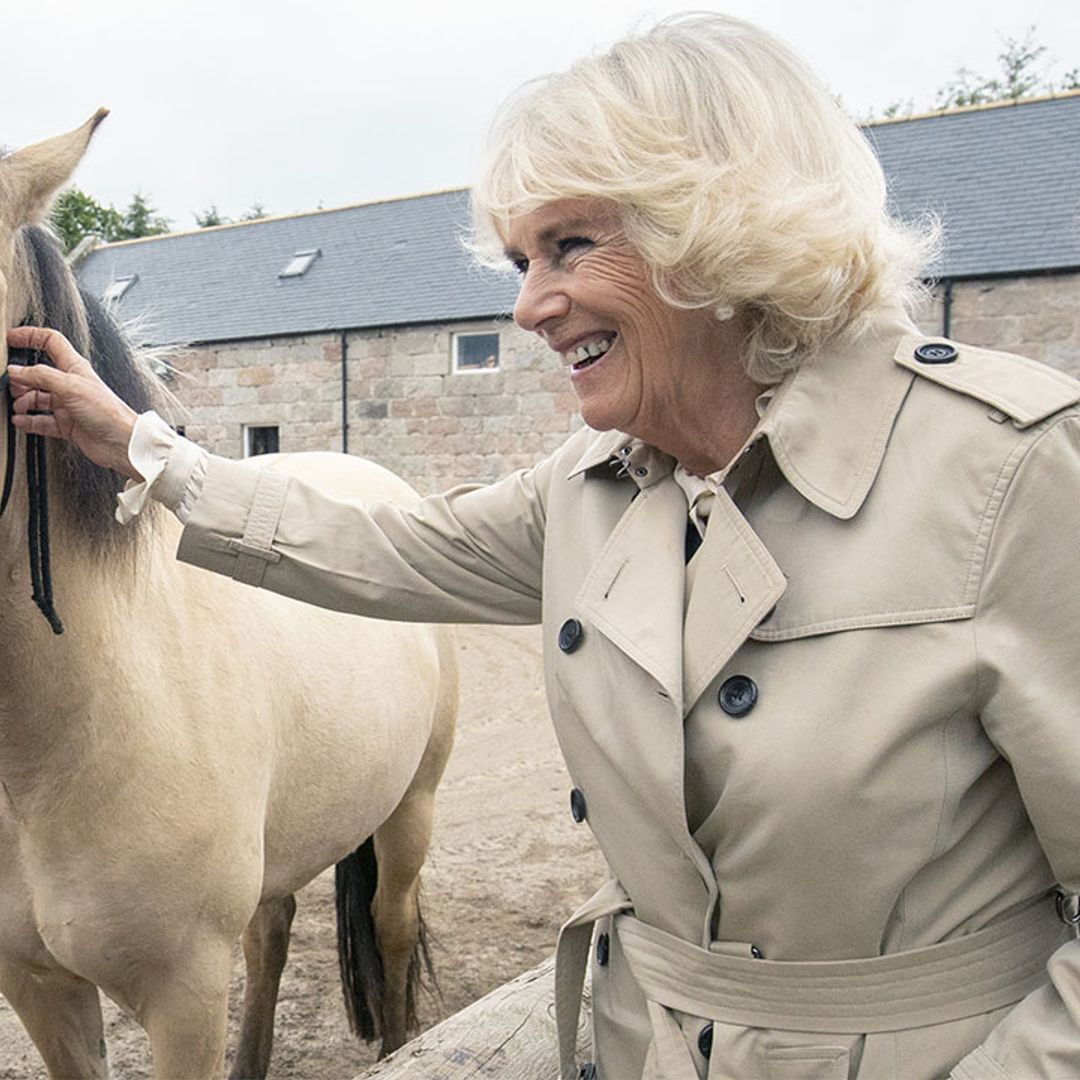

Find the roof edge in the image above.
[
  {"left": 93, "top": 185, "right": 472, "bottom": 250},
  {"left": 146, "top": 312, "right": 517, "bottom": 349},
  {"left": 864, "top": 87, "right": 1080, "bottom": 128},
  {"left": 930, "top": 264, "right": 1080, "bottom": 284}
]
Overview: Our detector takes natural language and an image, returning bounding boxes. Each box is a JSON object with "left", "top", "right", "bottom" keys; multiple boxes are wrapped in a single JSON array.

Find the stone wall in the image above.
[
  {"left": 163, "top": 271, "right": 1079, "bottom": 493},
  {"left": 916, "top": 271, "right": 1080, "bottom": 378},
  {"left": 164, "top": 318, "right": 580, "bottom": 493}
]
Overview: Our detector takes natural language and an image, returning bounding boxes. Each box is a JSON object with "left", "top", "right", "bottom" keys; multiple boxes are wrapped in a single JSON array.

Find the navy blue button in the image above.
[
  {"left": 751, "top": 944, "right": 765, "bottom": 959},
  {"left": 698, "top": 1022, "right": 714, "bottom": 1059},
  {"left": 914, "top": 342, "right": 957, "bottom": 364},
  {"left": 559, "top": 618, "right": 583, "bottom": 653},
  {"left": 595, "top": 932, "right": 610, "bottom": 966},
  {"left": 570, "top": 787, "right": 587, "bottom": 823},
  {"left": 718, "top": 675, "right": 758, "bottom": 716}
]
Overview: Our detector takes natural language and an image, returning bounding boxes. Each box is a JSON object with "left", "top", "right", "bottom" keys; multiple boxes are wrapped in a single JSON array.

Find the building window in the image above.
[
  {"left": 102, "top": 275, "right": 138, "bottom": 303},
  {"left": 244, "top": 425, "right": 279, "bottom": 457},
  {"left": 452, "top": 331, "right": 500, "bottom": 371},
  {"left": 278, "top": 249, "right": 320, "bottom": 278}
]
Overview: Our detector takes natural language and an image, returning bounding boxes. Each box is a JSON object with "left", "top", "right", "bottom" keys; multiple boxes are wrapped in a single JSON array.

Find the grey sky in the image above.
[{"left": 5, "top": 0, "right": 1078, "bottom": 230}]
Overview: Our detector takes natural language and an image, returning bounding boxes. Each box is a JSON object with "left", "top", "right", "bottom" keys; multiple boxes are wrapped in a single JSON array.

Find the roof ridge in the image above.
[
  {"left": 96, "top": 185, "right": 471, "bottom": 248},
  {"left": 864, "top": 87, "right": 1080, "bottom": 128}
]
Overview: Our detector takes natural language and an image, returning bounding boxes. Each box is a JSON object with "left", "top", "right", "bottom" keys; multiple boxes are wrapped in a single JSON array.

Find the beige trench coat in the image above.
[{"left": 175, "top": 310, "right": 1080, "bottom": 1079}]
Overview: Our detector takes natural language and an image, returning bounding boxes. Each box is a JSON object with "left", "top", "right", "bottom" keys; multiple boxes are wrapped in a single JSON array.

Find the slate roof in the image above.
[
  {"left": 865, "top": 93, "right": 1080, "bottom": 279},
  {"left": 76, "top": 93, "right": 1080, "bottom": 347},
  {"left": 76, "top": 189, "right": 520, "bottom": 346}
]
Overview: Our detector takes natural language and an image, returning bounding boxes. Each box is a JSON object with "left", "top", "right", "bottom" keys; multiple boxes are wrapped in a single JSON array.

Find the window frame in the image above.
[
  {"left": 451, "top": 330, "right": 501, "bottom": 373},
  {"left": 243, "top": 424, "right": 280, "bottom": 458}
]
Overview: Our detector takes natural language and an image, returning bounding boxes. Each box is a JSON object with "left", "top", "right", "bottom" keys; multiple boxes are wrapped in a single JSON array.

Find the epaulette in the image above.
[{"left": 894, "top": 336, "right": 1080, "bottom": 429}]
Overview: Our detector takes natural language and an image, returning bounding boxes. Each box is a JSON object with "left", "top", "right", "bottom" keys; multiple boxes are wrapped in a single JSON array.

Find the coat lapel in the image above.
[
  {"left": 683, "top": 487, "right": 787, "bottom": 711},
  {"left": 576, "top": 478, "right": 687, "bottom": 708}
]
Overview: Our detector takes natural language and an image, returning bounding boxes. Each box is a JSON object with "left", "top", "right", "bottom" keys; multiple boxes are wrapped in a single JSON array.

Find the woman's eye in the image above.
[
  {"left": 510, "top": 256, "right": 529, "bottom": 275},
  {"left": 557, "top": 236, "right": 594, "bottom": 260}
]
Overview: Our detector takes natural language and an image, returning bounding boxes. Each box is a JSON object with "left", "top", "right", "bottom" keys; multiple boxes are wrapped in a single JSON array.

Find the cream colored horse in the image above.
[{"left": 0, "top": 115, "right": 457, "bottom": 1079}]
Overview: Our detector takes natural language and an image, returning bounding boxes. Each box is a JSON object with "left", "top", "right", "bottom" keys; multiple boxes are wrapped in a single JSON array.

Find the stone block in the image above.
[
  {"left": 237, "top": 365, "right": 275, "bottom": 387},
  {"left": 208, "top": 368, "right": 236, "bottom": 388},
  {"left": 1019, "top": 312, "right": 1077, "bottom": 344},
  {"left": 223, "top": 386, "right": 259, "bottom": 407},
  {"left": 351, "top": 400, "right": 388, "bottom": 421},
  {"left": 259, "top": 384, "right": 303, "bottom": 405},
  {"left": 1043, "top": 341, "right": 1080, "bottom": 376},
  {"left": 286, "top": 401, "right": 335, "bottom": 423},
  {"left": 954, "top": 281, "right": 1038, "bottom": 319},
  {"left": 437, "top": 397, "right": 479, "bottom": 417},
  {"left": 950, "top": 315, "right": 1022, "bottom": 348},
  {"left": 446, "top": 372, "right": 503, "bottom": 396}
]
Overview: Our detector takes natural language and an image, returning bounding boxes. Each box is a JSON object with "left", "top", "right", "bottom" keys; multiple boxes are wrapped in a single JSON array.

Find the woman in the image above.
[{"left": 7, "top": 14, "right": 1080, "bottom": 1079}]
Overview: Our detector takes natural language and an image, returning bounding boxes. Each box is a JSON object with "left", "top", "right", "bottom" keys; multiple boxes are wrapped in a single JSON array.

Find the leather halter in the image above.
[{"left": 1, "top": 346, "right": 64, "bottom": 634}]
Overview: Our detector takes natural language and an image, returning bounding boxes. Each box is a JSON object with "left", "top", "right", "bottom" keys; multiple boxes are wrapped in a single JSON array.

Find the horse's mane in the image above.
[{"left": 14, "top": 225, "right": 158, "bottom": 553}]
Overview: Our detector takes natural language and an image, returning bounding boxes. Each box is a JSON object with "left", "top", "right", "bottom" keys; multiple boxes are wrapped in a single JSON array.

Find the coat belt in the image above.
[{"left": 556, "top": 886, "right": 1068, "bottom": 1080}]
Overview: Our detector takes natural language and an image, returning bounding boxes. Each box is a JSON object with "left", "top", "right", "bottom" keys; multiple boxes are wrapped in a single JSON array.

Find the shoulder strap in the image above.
[{"left": 894, "top": 336, "right": 1080, "bottom": 429}]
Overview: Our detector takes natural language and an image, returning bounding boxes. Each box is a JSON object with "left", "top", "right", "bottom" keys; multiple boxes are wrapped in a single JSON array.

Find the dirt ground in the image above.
[{"left": 0, "top": 624, "right": 606, "bottom": 1079}]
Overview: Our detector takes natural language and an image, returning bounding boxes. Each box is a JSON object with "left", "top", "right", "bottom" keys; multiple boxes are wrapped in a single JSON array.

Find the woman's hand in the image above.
[{"left": 5, "top": 326, "right": 142, "bottom": 481}]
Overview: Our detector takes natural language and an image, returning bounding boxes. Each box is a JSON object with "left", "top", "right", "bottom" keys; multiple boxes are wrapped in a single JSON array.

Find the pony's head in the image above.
[{"left": 0, "top": 113, "right": 157, "bottom": 554}]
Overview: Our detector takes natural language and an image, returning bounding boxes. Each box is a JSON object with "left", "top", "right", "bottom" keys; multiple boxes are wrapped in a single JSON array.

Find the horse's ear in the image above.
[{"left": 1, "top": 109, "right": 109, "bottom": 229}]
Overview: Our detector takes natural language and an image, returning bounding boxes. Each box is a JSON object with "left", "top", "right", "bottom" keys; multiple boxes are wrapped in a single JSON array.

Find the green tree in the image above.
[
  {"left": 195, "top": 205, "right": 229, "bottom": 228},
  {"left": 871, "top": 28, "right": 1075, "bottom": 119},
  {"left": 239, "top": 202, "right": 269, "bottom": 222},
  {"left": 116, "top": 192, "right": 171, "bottom": 240},
  {"left": 51, "top": 187, "right": 124, "bottom": 252},
  {"left": 935, "top": 28, "right": 1068, "bottom": 109},
  {"left": 50, "top": 187, "right": 173, "bottom": 251}
]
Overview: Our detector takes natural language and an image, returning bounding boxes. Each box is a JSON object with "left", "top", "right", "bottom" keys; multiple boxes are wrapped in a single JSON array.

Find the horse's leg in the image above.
[
  {"left": 229, "top": 894, "right": 297, "bottom": 1080},
  {"left": 137, "top": 942, "right": 233, "bottom": 1080},
  {"left": 370, "top": 628, "right": 457, "bottom": 1057},
  {"left": 0, "top": 960, "right": 108, "bottom": 1079},
  {"left": 370, "top": 788, "right": 437, "bottom": 1057}
]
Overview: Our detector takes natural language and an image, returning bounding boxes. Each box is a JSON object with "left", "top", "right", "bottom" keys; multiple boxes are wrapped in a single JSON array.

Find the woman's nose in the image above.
[{"left": 513, "top": 268, "right": 570, "bottom": 333}]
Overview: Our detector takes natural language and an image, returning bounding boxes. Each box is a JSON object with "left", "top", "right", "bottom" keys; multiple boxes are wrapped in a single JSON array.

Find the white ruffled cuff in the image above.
[{"left": 115, "top": 411, "right": 208, "bottom": 525}]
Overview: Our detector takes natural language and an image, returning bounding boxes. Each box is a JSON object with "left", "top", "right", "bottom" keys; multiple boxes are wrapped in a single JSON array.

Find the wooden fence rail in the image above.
[{"left": 359, "top": 956, "right": 590, "bottom": 1078}]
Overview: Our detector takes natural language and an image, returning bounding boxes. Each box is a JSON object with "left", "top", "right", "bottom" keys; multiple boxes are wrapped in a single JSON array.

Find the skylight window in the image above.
[
  {"left": 278, "top": 249, "right": 321, "bottom": 278},
  {"left": 102, "top": 275, "right": 137, "bottom": 302}
]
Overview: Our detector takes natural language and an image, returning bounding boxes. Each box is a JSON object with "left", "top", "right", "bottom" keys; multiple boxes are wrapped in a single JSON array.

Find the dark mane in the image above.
[{"left": 16, "top": 225, "right": 158, "bottom": 553}]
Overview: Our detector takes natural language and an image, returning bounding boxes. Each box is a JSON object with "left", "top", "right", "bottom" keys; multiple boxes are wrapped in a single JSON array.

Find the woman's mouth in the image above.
[{"left": 563, "top": 335, "right": 615, "bottom": 372}]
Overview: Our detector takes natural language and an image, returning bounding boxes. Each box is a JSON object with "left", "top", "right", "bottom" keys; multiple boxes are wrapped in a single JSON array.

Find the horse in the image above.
[{"left": 0, "top": 113, "right": 458, "bottom": 1079}]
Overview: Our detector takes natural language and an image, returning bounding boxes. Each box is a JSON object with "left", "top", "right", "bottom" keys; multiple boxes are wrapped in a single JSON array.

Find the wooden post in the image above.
[{"left": 358, "top": 956, "right": 591, "bottom": 1078}]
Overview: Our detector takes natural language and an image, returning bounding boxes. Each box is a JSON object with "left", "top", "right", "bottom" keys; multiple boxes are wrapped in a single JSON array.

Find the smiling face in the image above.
[{"left": 505, "top": 199, "right": 756, "bottom": 469}]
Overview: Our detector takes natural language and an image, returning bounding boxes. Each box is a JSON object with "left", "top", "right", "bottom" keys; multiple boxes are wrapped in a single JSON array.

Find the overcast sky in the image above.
[{"left": 4, "top": 0, "right": 1077, "bottom": 231}]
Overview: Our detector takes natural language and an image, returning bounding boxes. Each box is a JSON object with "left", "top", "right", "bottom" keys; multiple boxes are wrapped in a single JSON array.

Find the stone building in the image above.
[
  {"left": 871, "top": 93, "right": 1080, "bottom": 372},
  {"left": 75, "top": 92, "right": 1080, "bottom": 493}
]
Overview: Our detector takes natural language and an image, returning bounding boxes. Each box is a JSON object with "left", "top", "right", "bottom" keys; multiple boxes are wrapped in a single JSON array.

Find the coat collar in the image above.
[{"left": 566, "top": 309, "right": 921, "bottom": 520}]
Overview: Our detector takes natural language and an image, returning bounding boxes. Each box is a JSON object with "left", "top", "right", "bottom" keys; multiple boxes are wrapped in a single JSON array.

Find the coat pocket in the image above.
[{"left": 762, "top": 1045, "right": 849, "bottom": 1080}]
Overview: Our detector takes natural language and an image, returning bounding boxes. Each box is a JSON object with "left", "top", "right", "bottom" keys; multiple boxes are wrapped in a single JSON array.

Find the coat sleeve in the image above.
[
  {"left": 173, "top": 447, "right": 568, "bottom": 626},
  {"left": 953, "top": 412, "right": 1080, "bottom": 1079}
]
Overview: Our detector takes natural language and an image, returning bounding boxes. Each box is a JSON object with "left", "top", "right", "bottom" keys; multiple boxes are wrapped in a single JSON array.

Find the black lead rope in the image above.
[
  {"left": 0, "top": 370, "right": 15, "bottom": 517},
  {"left": 3, "top": 346, "right": 64, "bottom": 634}
]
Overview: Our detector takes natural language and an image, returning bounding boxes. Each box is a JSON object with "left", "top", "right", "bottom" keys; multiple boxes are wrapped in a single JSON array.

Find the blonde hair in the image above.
[{"left": 472, "top": 13, "right": 937, "bottom": 382}]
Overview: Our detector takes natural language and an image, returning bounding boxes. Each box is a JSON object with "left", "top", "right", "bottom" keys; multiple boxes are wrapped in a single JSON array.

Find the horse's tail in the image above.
[
  {"left": 335, "top": 838, "right": 436, "bottom": 1041},
  {"left": 336, "top": 838, "right": 384, "bottom": 1040}
]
